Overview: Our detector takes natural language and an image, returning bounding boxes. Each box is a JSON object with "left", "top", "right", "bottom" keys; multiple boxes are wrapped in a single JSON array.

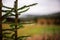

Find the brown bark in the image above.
[
  {"left": 14, "top": 0, "right": 18, "bottom": 40},
  {"left": 0, "top": 0, "right": 2, "bottom": 40}
]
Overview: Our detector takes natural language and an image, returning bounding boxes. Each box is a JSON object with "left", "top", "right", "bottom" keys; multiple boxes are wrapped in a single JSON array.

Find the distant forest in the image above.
[{"left": 5, "top": 12, "right": 60, "bottom": 25}]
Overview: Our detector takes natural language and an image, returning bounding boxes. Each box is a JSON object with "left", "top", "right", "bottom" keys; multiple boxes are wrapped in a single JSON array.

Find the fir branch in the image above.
[
  {"left": 18, "top": 3, "right": 38, "bottom": 10},
  {"left": 18, "top": 8, "right": 30, "bottom": 15},
  {"left": 3, "top": 5, "right": 13, "bottom": 9},
  {"left": 2, "top": 29, "right": 14, "bottom": 31},
  {"left": 2, "top": 10, "right": 10, "bottom": 12},
  {"left": 2, "top": 8, "right": 14, "bottom": 21}
]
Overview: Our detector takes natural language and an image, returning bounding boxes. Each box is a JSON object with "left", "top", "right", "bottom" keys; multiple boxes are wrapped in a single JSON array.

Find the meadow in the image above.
[{"left": 2, "top": 23, "right": 60, "bottom": 37}]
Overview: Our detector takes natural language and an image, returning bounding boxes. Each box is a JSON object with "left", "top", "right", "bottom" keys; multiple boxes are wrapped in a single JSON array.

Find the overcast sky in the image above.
[{"left": 2, "top": 0, "right": 60, "bottom": 17}]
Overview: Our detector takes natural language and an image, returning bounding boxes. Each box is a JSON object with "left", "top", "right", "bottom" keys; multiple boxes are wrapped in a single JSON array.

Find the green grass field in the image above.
[
  {"left": 2, "top": 23, "right": 60, "bottom": 37},
  {"left": 17, "top": 24, "right": 60, "bottom": 36}
]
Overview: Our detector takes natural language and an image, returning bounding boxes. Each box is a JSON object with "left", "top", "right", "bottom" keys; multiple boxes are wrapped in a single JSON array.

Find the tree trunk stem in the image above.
[
  {"left": 0, "top": 0, "right": 2, "bottom": 40},
  {"left": 15, "top": 0, "right": 18, "bottom": 40}
]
